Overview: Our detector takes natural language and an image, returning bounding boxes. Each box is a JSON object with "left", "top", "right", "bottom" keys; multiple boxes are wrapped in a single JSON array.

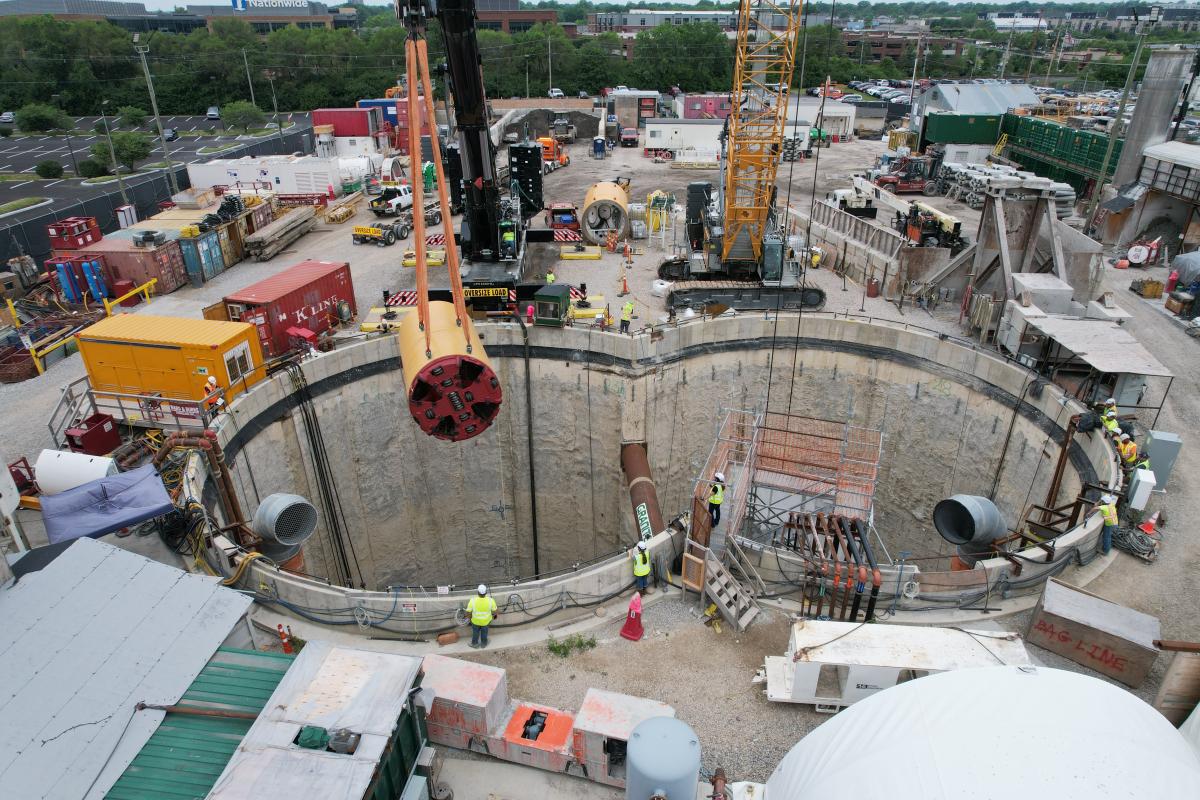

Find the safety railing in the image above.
[{"left": 47, "top": 375, "right": 215, "bottom": 446}]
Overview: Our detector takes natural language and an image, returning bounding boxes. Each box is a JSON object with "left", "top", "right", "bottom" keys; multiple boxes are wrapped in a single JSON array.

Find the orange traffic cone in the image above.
[
  {"left": 620, "top": 592, "right": 644, "bottom": 641},
  {"left": 277, "top": 623, "right": 294, "bottom": 654},
  {"left": 1139, "top": 511, "right": 1160, "bottom": 535}
]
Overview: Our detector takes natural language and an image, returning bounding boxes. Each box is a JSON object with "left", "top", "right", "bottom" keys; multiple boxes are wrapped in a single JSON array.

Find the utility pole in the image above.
[
  {"left": 525, "top": 55, "right": 530, "bottom": 99},
  {"left": 242, "top": 49, "right": 257, "bottom": 107},
  {"left": 135, "top": 38, "right": 179, "bottom": 195},
  {"left": 1084, "top": 9, "right": 1154, "bottom": 233},
  {"left": 1045, "top": 24, "right": 1062, "bottom": 86},
  {"left": 263, "top": 70, "right": 286, "bottom": 152},
  {"left": 907, "top": 35, "right": 920, "bottom": 109},
  {"left": 1024, "top": 11, "right": 1043, "bottom": 82},
  {"left": 547, "top": 36, "right": 553, "bottom": 92},
  {"left": 100, "top": 100, "right": 129, "bottom": 205},
  {"left": 50, "top": 94, "right": 79, "bottom": 176},
  {"left": 1000, "top": 27, "right": 1014, "bottom": 79}
]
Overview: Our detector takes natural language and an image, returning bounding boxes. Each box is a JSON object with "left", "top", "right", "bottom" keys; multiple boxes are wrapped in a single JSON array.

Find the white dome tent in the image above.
[{"left": 742, "top": 666, "right": 1200, "bottom": 799}]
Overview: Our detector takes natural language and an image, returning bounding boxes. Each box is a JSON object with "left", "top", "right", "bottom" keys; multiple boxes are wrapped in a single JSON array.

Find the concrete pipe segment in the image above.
[{"left": 580, "top": 181, "right": 630, "bottom": 245}]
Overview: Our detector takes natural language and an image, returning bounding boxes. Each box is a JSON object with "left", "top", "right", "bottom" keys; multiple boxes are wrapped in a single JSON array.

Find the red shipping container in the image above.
[
  {"left": 77, "top": 238, "right": 187, "bottom": 294},
  {"left": 221, "top": 260, "right": 355, "bottom": 357},
  {"left": 312, "top": 108, "right": 378, "bottom": 138}
]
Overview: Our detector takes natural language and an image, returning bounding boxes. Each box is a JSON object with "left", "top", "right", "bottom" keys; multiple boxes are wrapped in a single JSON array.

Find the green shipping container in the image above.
[{"left": 923, "top": 112, "right": 1003, "bottom": 146}]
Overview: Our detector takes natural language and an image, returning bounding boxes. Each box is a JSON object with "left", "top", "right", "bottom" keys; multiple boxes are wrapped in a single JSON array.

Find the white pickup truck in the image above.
[{"left": 370, "top": 185, "right": 414, "bottom": 217}]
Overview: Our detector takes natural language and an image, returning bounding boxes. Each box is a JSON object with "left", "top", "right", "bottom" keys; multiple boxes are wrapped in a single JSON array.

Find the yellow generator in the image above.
[{"left": 76, "top": 315, "right": 266, "bottom": 404}]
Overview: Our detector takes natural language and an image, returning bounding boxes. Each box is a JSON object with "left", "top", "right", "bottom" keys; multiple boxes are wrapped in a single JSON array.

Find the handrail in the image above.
[{"left": 103, "top": 278, "right": 157, "bottom": 316}]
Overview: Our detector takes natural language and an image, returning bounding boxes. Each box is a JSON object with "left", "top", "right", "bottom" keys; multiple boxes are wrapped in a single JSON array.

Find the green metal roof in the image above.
[{"left": 106, "top": 647, "right": 294, "bottom": 800}]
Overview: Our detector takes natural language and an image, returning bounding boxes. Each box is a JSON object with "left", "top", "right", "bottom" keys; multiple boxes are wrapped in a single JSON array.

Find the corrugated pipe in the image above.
[
  {"left": 152, "top": 429, "right": 248, "bottom": 544},
  {"left": 621, "top": 442, "right": 665, "bottom": 540}
]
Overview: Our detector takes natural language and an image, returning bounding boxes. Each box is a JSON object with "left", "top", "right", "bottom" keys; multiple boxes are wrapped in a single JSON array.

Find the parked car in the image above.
[
  {"left": 578, "top": 90, "right": 590, "bottom": 98},
  {"left": 162, "top": 127, "right": 178, "bottom": 141},
  {"left": 0, "top": 111, "right": 13, "bottom": 124},
  {"left": 840, "top": 94, "right": 863, "bottom": 103},
  {"left": 206, "top": 106, "right": 220, "bottom": 120},
  {"left": 548, "top": 88, "right": 565, "bottom": 99}
]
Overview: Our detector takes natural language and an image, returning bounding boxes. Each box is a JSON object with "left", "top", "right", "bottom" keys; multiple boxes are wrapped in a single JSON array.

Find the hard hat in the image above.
[
  {"left": 1119, "top": 433, "right": 1131, "bottom": 441},
  {"left": 714, "top": 472, "right": 725, "bottom": 482},
  {"left": 477, "top": 584, "right": 487, "bottom": 596},
  {"left": 1106, "top": 410, "right": 1116, "bottom": 418},
  {"left": 1101, "top": 494, "right": 1115, "bottom": 504},
  {"left": 206, "top": 375, "right": 218, "bottom": 386},
  {"left": 637, "top": 541, "right": 647, "bottom": 551},
  {"left": 1105, "top": 397, "right": 1115, "bottom": 404}
]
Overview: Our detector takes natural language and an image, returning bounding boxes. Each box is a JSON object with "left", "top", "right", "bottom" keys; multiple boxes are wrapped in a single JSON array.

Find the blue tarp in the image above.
[{"left": 40, "top": 464, "right": 174, "bottom": 544}]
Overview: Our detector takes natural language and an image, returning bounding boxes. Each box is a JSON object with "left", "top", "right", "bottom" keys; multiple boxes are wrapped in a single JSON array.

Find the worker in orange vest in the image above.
[{"left": 204, "top": 375, "right": 225, "bottom": 413}]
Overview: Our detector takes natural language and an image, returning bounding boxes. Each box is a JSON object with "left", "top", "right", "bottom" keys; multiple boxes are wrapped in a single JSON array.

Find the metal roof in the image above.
[
  {"left": 207, "top": 642, "right": 422, "bottom": 800},
  {"left": 0, "top": 538, "right": 252, "bottom": 800},
  {"left": 1143, "top": 141, "right": 1200, "bottom": 170},
  {"left": 1026, "top": 316, "right": 1173, "bottom": 377},
  {"left": 105, "top": 648, "right": 294, "bottom": 800},
  {"left": 924, "top": 83, "right": 1040, "bottom": 115},
  {"left": 77, "top": 314, "right": 255, "bottom": 348},
  {"left": 223, "top": 260, "right": 349, "bottom": 305}
]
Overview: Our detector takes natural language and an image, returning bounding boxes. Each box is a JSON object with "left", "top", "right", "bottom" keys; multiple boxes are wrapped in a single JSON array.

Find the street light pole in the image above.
[
  {"left": 50, "top": 94, "right": 79, "bottom": 176},
  {"left": 135, "top": 39, "right": 179, "bottom": 195},
  {"left": 547, "top": 37, "right": 553, "bottom": 93},
  {"left": 101, "top": 100, "right": 129, "bottom": 205},
  {"left": 525, "top": 56, "right": 530, "bottom": 99},
  {"left": 242, "top": 49, "right": 257, "bottom": 107},
  {"left": 264, "top": 71, "right": 285, "bottom": 152}
]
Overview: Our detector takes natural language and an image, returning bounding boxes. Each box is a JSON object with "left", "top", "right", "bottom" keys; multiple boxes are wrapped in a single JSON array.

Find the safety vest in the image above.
[
  {"left": 502, "top": 231, "right": 515, "bottom": 243},
  {"left": 467, "top": 595, "right": 497, "bottom": 626},
  {"left": 710, "top": 483, "right": 725, "bottom": 505},
  {"left": 1103, "top": 416, "right": 1121, "bottom": 434},
  {"left": 622, "top": 301, "right": 634, "bottom": 321},
  {"left": 633, "top": 550, "right": 651, "bottom": 577},
  {"left": 1098, "top": 503, "right": 1118, "bottom": 527},
  {"left": 1135, "top": 455, "right": 1151, "bottom": 471},
  {"left": 546, "top": 272, "right": 555, "bottom": 284},
  {"left": 1122, "top": 441, "right": 1138, "bottom": 464}
]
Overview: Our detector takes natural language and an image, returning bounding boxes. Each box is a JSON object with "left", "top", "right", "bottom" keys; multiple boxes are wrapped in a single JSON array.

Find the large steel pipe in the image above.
[
  {"left": 397, "top": 301, "right": 502, "bottom": 442},
  {"left": 621, "top": 442, "right": 664, "bottom": 539},
  {"left": 934, "top": 494, "right": 1006, "bottom": 546},
  {"left": 581, "top": 181, "right": 630, "bottom": 245}
]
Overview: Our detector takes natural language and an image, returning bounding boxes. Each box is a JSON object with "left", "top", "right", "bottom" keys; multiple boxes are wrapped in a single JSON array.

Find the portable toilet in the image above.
[{"left": 593, "top": 137, "right": 606, "bottom": 159}]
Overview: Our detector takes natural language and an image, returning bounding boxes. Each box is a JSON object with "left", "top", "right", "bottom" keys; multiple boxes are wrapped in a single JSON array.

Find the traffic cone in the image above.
[
  {"left": 618, "top": 274, "right": 629, "bottom": 296},
  {"left": 277, "top": 623, "right": 294, "bottom": 654},
  {"left": 1139, "top": 511, "right": 1160, "bottom": 535},
  {"left": 620, "top": 592, "right": 644, "bottom": 641}
]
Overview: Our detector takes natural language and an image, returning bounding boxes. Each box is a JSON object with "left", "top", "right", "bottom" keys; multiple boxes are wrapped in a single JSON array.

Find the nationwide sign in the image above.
[{"left": 231, "top": 0, "right": 308, "bottom": 9}]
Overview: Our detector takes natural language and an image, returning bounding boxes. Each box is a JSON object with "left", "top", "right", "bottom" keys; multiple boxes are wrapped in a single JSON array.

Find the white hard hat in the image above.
[
  {"left": 206, "top": 375, "right": 218, "bottom": 386},
  {"left": 1106, "top": 410, "right": 1116, "bottom": 418},
  {"left": 1119, "top": 433, "right": 1131, "bottom": 441},
  {"left": 637, "top": 541, "right": 647, "bottom": 551},
  {"left": 1101, "top": 494, "right": 1115, "bottom": 504},
  {"left": 714, "top": 472, "right": 725, "bottom": 482},
  {"left": 477, "top": 584, "right": 487, "bottom": 595},
  {"left": 1105, "top": 397, "right": 1115, "bottom": 404}
]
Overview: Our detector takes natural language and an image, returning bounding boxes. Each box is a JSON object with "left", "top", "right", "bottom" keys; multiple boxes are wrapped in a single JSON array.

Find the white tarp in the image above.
[{"left": 762, "top": 666, "right": 1200, "bottom": 799}]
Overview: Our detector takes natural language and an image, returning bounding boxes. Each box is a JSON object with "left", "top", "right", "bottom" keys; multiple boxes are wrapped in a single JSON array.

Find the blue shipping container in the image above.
[
  {"left": 179, "top": 231, "right": 225, "bottom": 287},
  {"left": 357, "top": 98, "right": 398, "bottom": 123}
]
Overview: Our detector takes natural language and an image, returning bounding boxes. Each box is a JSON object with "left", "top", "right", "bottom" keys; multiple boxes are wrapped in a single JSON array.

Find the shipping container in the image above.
[
  {"left": 312, "top": 107, "right": 383, "bottom": 138},
  {"left": 212, "top": 260, "right": 355, "bottom": 357},
  {"left": 76, "top": 314, "right": 265, "bottom": 404},
  {"left": 76, "top": 238, "right": 187, "bottom": 294},
  {"left": 247, "top": 202, "right": 274, "bottom": 233},
  {"left": 178, "top": 230, "right": 225, "bottom": 286},
  {"left": 682, "top": 93, "right": 732, "bottom": 120},
  {"left": 356, "top": 98, "right": 432, "bottom": 132},
  {"left": 921, "top": 112, "right": 1002, "bottom": 146}
]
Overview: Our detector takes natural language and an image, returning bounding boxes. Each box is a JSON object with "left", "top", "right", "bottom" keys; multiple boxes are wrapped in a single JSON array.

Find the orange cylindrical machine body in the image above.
[{"left": 397, "top": 301, "right": 502, "bottom": 442}]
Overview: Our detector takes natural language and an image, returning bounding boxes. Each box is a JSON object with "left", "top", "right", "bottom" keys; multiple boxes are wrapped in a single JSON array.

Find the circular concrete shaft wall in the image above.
[{"left": 212, "top": 315, "right": 1101, "bottom": 596}]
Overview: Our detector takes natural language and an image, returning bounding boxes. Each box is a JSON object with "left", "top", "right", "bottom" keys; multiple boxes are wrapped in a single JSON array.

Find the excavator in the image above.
[{"left": 658, "top": 0, "right": 825, "bottom": 312}]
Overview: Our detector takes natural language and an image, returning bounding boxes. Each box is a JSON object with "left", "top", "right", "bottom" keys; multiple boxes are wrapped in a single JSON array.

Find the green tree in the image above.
[
  {"left": 15, "top": 103, "right": 70, "bottom": 132},
  {"left": 90, "top": 131, "right": 152, "bottom": 172},
  {"left": 34, "top": 160, "right": 63, "bottom": 178},
  {"left": 117, "top": 106, "right": 147, "bottom": 128},
  {"left": 222, "top": 100, "right": 266, "bottom": 132},
  {"left": 630, "top": 23, "right": 732, "bottom": 93},
  {"left": 77, "top": 158, "right": 108, "bottom": 178}
]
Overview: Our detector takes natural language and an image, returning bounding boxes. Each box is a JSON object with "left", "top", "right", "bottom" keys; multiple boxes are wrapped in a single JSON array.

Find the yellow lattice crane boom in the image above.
[{"left": 721, "top": 0, "right": 803, "bottom": 265}]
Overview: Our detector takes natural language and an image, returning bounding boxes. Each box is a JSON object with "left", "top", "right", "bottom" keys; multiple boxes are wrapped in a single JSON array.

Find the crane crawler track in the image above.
[{"left": 667, "top": 281, "right": 826, "bottom": 312}]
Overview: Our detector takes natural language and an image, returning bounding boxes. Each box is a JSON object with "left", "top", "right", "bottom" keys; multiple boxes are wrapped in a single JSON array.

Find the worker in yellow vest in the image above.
[
  {"left": 620, "top": 300, "right": 634, "bottom": 334},
  {"left": 1102, "top": 396, "right": 1118, "bottom": 417},
  {"left": 1118, "top": 433, "right": 1138, "bottom": 471},
  {"left": 466, "top": 584, "right": 498, "bottom": 649},
  {"left": 709, "top": 471, "right": 726, "bottom": 528},
  {"left": 1102, "top": 410, "right": 1121, "bottom": 437},
  {"left": 1094, "top": 494, "right": 1118, "bottom": 555},
  {"left": 546, "top": 269, "right": 556, "bottom": 284},
  {"left": 629, "top": 540, "right": 652, "bottom": 592}
]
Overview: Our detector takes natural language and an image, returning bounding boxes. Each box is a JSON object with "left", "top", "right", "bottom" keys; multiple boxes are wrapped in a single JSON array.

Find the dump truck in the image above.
[{"left": 552, "top": 115, "right": 577, "bottom": 144}]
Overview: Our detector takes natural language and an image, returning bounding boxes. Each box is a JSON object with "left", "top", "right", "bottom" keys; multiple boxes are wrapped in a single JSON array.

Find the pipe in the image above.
[
  {"left": 852, "top": 519, "right": 882, "bottom": 622},
  {"left": 621, "top": 442, "right": 665, "bottom": 542},
  {"left": 152, "top": 430, "right": 247, "bottom": 544},
  {"left": 1043, "top": 414, "right": 1080, "bottom": 516},
  {"left": 838, "top": 517, "right": 867, "bottom": 622},
  {"left": 513, "top": 312, "right": 540, "bottom": 575},
  {"left": 135, "top": 702, "right": 258, "bottom": 720},
  {"left": 933, "top": 494, "right": 1005, "bottom": 547}
]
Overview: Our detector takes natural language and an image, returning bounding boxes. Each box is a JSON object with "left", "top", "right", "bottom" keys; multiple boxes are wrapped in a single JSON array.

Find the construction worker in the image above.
[
  {"left": 709, "top": 472, "right": 725, "bottom": 528},
  {"left": 810, "top": 248, "right": 822, "bottom": 270},
  {"left": 546, "top": 269, "right": 556, "bottom": 284},
  {"left": 1133, "top": 452, "right": 1151, "bottom": 473},
  {"left": 1118, "top": 433, "right": 1138, "bottom": 471},
  {"left": 466, "top": 584, "right": 498, "bottom": 649},
  {"left": 1102, "top": 410, "right": 1121, "bottom": 437},
  {"left": 629, "top": 540, "right": 652, "bottom": 592},
  {"left": 204, "top": 375, "right": 224, "bottom": 413},
  {"left": 1101, "top": 396, "right": 1118, "bottom": 417},
  {"left": 620, "top": 299, "right": 634, "bottom": 334},
  {"left": 501, "top": 228, "right": 516, "bottom": 259},
  {"left": 1094, "top": 494, "right": 1119, "bottom": 555}
]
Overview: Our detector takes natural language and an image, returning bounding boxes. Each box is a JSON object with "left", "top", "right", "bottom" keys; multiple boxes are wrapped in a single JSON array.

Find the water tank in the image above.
[{"left": 626, "top": 717, "right": 700, "bottom": 800}]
